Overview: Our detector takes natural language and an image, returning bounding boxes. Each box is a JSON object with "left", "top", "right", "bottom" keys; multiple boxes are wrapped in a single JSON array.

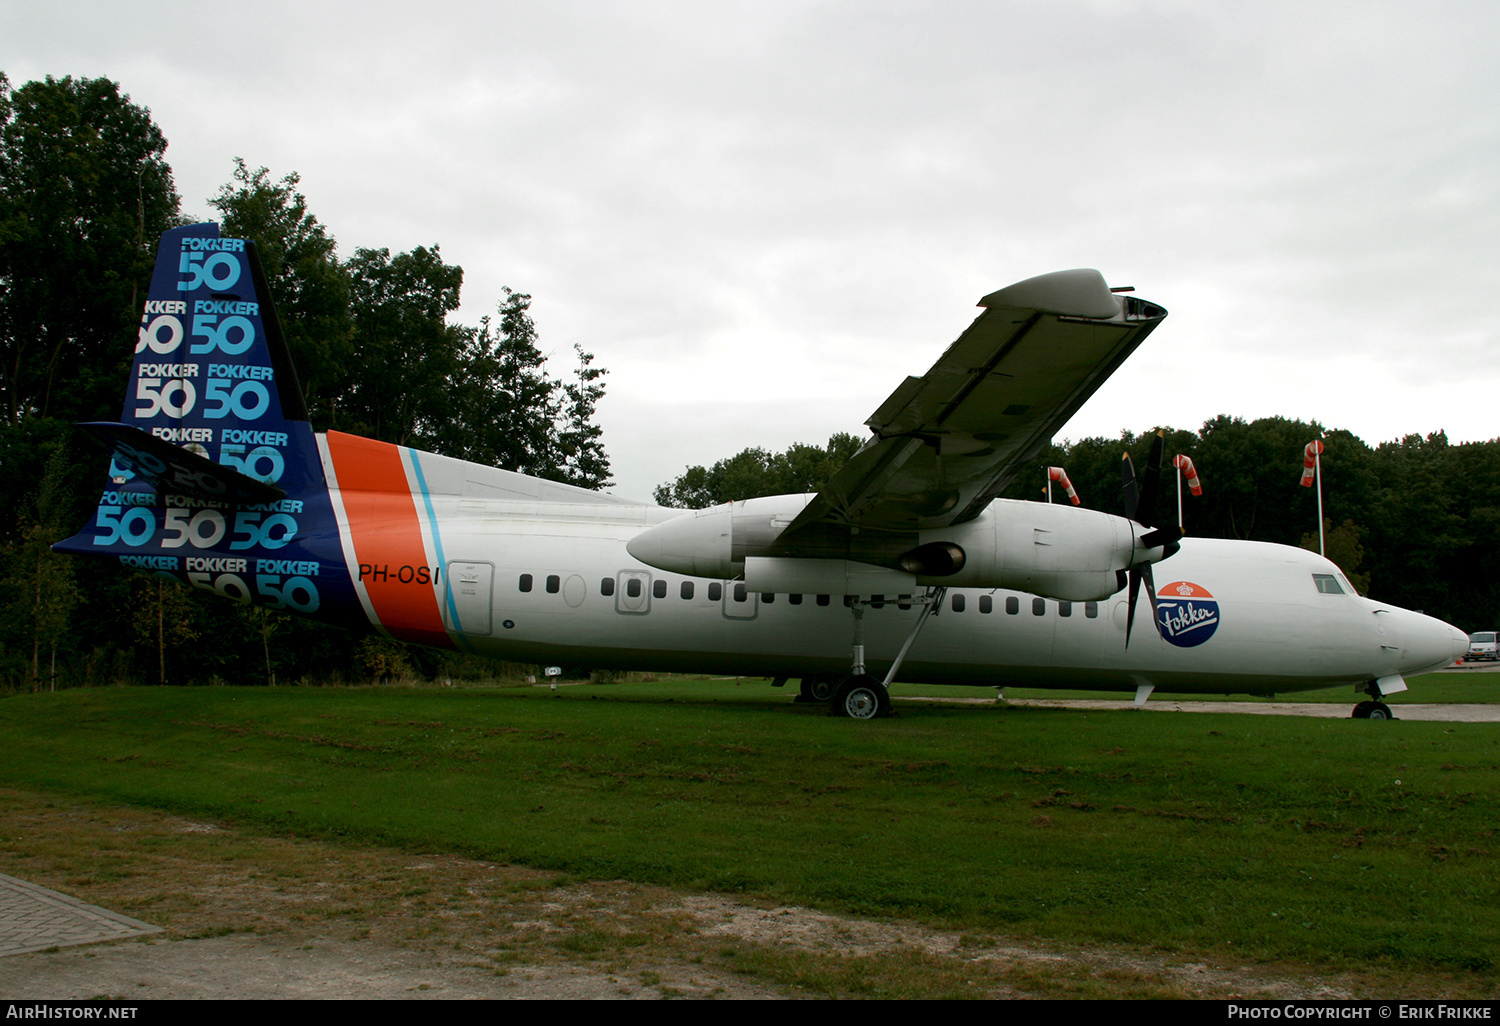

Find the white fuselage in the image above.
[{"left": 393, "top": 494, "right": 1466, "bottom": 695}]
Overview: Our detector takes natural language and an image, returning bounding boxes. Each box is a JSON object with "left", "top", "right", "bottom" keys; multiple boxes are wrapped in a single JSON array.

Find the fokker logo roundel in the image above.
[{"left": 1155, "top": 581, "right": 1220, "bottom": 648}]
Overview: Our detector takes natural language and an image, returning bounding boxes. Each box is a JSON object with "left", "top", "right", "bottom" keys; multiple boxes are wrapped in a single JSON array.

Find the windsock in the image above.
[
  {"left": 1301, "top": 440, "right": 1325, "bottom": 487},
  {"left": 1047, "top": 466, "right": 1081, "bottom": 505},
  {"left": 1173, "top": 455, "right": 1203, "bottom": 496}
]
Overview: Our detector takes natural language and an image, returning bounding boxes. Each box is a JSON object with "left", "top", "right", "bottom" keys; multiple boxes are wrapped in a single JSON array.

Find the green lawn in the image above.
[{"left": 2, "top": 682, "right": 1496, "bottom": 977}]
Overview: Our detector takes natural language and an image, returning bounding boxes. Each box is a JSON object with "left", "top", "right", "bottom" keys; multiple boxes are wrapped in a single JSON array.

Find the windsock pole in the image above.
[
  {"left": 1316, "top": 448, "right": 1324, "bottom": 556},
  {"left": 1301, "top": 440, "right": 1326, "bottom": 556},
  {"left": 1172, "top": 455, "right": 1202, "bottom": 533}
]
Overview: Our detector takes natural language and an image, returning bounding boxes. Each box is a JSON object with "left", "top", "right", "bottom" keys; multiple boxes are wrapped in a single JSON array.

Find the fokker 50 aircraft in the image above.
[{"left": 57, "top": 224, "right": 1467, "bottom": 719}]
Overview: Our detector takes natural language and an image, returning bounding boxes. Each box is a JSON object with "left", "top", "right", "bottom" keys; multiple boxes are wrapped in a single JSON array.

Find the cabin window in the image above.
[
  {"left": 897, "top": 595, "right": 911, "bottom": 610},
  {"left": 680, "top": 581, "right": 694, "bottom": 600},
  {"left": 546, "top": 574, "right": 560, "bottom": 594},
  {"left": 733, "top": 583, "right": 747, "bottom": 602},
  {"left": 708, "top": 582, "right": 723, "bottom": 601},
  {"left": 789, "top": 593, "right": 803, "bottom": 605},
  {"left": 1059, "top": 601, "right": 1072, "bottom": 617},
  {"left": 1084, "top": 601, "right": 1098, "bottom": 619},
  {"left": 979, "top": 595, "right": 992, "bottom": 614},
  {"left": 1006, "top": 596, "right": 1019, "bottom": 615},
  {"left": 1313, "top": 573, "right": 1344, "bottom": 595},
  {"left": 600, "top": 577, "right": 614, "bottom": 596},
  {"left": 653, "top": 579, "right": 667, "bottom": 599},
  {"left": 519, "top": 573, "right": 533, "bottom": 593},
  {"left": 817, "top": 594, "right": 831, "bottom": 606},
  {"left": 951, "top": 593, "right": 966, "bottom": 613},
  {"left": 626, "top": 578, "right": 642, "bottom": 598},
  {"left": 762, "top": 593, "right": 774, "bottom": 603},
  {"left": 1033, "top": 597, "right": 1046, "bottom": 616}
]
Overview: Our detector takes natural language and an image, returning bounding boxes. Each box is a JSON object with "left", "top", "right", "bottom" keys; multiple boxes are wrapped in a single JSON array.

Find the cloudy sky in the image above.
[{"left": 5, "top": 1, "right": 1498, "bottom": 501}]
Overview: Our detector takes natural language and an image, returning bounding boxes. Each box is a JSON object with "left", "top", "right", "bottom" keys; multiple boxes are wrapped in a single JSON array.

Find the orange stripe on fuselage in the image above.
[{"left": 325, "top": 431, "right": 454, "bottom": 649}]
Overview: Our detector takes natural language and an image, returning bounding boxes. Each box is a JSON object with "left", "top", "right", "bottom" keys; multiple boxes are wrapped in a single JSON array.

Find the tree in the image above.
[
  {"left": 1, "top": 443, "right": 79, "bottom": 690},
  {"left": 1302, "top": 519, "right": 1371, "bottom": 594},
  {"left": 655, "top": 433, "right": 864, "bottom": 507},
  {"left": 436, "top": 288, "right": 557, "bottom": 475},
  {"left": 0, "top": 74, "right": 180, "bottom": 689},
  {"left": 440, "top": 288, "right": 614, "bottom": 488},
  {"left": 208, "top": 160, "right": 351, "bottom": 427},
  {"left": 556, "top": 344, "right": 611, "bottom": 489},
  {"left": 341, "top": 244, "right": 466, "bottom": 446},
  {"left": 0, "top": 74, "right": 181, "bottom": 428}
]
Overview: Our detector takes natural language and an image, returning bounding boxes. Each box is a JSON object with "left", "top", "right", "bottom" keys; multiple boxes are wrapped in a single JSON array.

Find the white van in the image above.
[{"left": 1468, "top": 632, "right": 1498, "bottom": 661}]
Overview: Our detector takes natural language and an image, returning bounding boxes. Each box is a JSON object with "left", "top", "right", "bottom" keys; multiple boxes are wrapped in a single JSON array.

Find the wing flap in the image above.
[{"left": 778, "top": 270, "right": 1165, "bottom": 552}]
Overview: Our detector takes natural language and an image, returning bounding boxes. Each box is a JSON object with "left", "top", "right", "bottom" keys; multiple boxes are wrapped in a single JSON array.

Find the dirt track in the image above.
[{"left": 0, "top": 792, "right": 1378, "bottom": 1001}]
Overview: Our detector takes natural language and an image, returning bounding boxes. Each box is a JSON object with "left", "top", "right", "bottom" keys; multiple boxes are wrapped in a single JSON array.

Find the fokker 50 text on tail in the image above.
[{"left": 57, "top": 224, "right": 1467, "bottom": 719}]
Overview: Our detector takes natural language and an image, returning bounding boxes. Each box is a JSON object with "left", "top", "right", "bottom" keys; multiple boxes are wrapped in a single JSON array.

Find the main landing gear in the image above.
[
  {"left": 798, "top": 587, "right": 946, "bottom": 719},
  {"left": 1351, "top": 681, "right": 1396, "bottom": 720},
  {"left": 830, "top": 675, "right": 890, "bottom": 719},
  {"left": 797, "top": 675, "right": 837, "bottom": 703}
]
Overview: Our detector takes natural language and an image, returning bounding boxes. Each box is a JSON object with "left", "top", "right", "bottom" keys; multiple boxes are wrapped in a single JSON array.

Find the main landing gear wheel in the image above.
[
  {"left": 829, "top": 675, "right": 892, "bottom": 719},
  {"left": 1352, "top": 700, "right": 1397, "bottom": 720},
  {"left": 798, "top": 675, "right": 837, "bottom": 703}
]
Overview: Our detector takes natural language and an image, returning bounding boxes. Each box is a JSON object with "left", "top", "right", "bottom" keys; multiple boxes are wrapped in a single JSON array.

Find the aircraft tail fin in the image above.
[
  {"left": 52, "top": 223, "right": 374, "bottom": 633},
  {"left": 56, "top": 221, "right": 327, "bottom": 534}
]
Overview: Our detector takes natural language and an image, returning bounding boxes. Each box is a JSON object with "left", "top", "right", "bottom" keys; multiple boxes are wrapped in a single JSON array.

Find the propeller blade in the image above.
[
  {"left": 1135, "top": 431, "right": 1166, "bottom": 528},
  {"left": 1125, "top": 563, "right": 1167, "bottom": 649},
  {"left": 1139, "top": 525, "right": 1182, "bottom": 551},
  {"left": 1121, "top": 453, "right": 1139, "bottom": 521},
  {"left": 1122, "top": 432, "right": 1175, "bottom": 648},
  {"left": 1125, "top": 567, "right": 1141, "bottom": 648},
  {"left": 1142, "top": 562, "right": 1162, "bottom": 638}
]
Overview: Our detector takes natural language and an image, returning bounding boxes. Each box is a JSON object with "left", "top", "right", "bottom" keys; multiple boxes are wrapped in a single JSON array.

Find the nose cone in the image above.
[{"left": 1399, "top": 610, "right": 1470, "bottom": 676}]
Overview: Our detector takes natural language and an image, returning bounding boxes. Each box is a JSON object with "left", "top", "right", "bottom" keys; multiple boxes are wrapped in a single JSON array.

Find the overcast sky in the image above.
[{"left": 5, "top": 1, "right": 1498, "bottom": 501}]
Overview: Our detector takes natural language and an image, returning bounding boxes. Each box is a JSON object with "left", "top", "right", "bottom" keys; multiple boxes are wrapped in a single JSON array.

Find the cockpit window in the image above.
[{"left": 1312, "top": 573, "right": 1344, "bottom": 595}]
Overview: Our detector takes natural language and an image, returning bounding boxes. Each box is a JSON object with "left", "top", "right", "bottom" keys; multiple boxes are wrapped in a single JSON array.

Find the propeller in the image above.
[{"left": 1120, "top": 431, "right": 1183, "bottom": 647}]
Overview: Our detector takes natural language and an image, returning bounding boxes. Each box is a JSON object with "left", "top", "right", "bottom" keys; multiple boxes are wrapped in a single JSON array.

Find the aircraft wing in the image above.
[{"left": 774, "top": 269, "right": 1166, "bottom": 553}]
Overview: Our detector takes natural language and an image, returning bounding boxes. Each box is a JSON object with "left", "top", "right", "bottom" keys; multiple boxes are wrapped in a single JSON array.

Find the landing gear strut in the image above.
[
  {"left": 826, "top": 587, "right": 947, "bottom": 718},
  {"left": 1351, "top": 681, "right": 1396, "bottom": 720}
]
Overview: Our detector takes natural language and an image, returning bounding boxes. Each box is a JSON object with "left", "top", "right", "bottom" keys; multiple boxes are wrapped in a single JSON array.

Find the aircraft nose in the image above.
[{"left": 1402, "top": 611, "right": 1470, "bottom": 675}]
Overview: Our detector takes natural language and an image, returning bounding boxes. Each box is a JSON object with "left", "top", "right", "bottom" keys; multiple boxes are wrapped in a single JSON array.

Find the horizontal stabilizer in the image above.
[{"left": 78, "top": 421, "right": 286, "bottom": 504}]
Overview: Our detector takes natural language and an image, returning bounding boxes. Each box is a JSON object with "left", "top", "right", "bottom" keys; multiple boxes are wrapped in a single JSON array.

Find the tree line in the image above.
[{"left": 0, "top": 73, "right": 608, "bottom": 689}]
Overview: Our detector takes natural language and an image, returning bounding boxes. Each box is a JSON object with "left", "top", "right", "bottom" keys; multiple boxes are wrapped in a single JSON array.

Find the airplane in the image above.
[{"left": 56, "top": 223, "right": 1468, "bottom": 721}]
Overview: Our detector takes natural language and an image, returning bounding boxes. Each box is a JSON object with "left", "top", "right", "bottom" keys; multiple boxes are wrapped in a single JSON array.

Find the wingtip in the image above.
[{"left": 978, "top": 269, "right": 1120, "bottom": 319}]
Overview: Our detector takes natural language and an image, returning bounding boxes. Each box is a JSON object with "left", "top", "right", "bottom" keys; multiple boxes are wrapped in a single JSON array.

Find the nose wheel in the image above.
[{"left": 1352, "top": 681, "right": 1397, "bottom": 720}]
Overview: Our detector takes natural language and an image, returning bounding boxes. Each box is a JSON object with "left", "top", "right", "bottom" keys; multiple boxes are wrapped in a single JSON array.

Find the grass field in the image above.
[{"left": 2, "top": 675, "right": 1497, "bottom": 992}]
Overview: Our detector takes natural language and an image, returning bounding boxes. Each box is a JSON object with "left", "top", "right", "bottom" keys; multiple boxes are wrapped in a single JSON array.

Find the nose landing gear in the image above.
[{"left": 1351, "top": 681, "right": 1397, "bottom": 720}]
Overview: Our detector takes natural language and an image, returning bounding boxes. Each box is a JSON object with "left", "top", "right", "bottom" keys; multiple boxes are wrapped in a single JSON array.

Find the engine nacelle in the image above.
[
  {"left": 628, "top": 494, "right": 1156, "bottom": 603},
  {"left": 625, "top": 494, "right": 814, "bottom": 579},
  {"left": 913, "top": 499, "right": 1136, "bottom": 601}
]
